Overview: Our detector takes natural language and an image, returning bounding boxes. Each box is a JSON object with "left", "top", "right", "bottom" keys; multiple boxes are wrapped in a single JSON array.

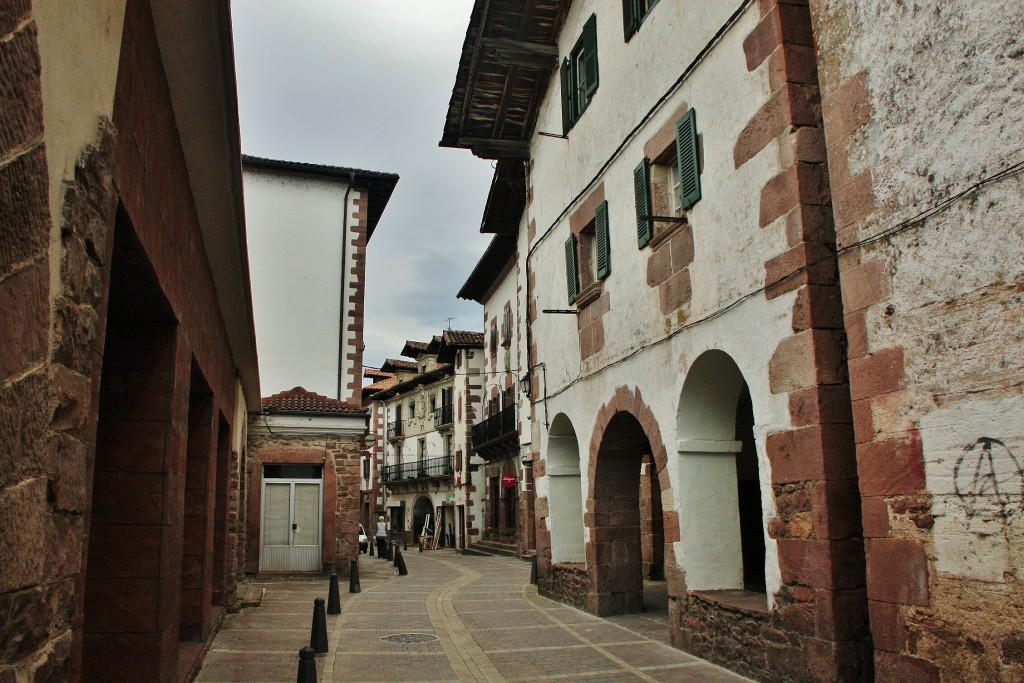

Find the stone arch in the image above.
[
  {"left": 547, "top": 413, "right": 585, "bottom": 563},
  {"left": 586, "top": 386, "right": 675, "bottom": 616},
  {"left": 675, "top": 349, "right": 764, "bottom": 592}
]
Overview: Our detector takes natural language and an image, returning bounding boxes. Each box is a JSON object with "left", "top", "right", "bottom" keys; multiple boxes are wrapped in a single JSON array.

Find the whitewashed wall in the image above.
[
  {"left": 243, "top": 167, "right": 358, "bottom": 399},
  {"left": 527, "top": 0, "right": 794, "bottom": 599}
]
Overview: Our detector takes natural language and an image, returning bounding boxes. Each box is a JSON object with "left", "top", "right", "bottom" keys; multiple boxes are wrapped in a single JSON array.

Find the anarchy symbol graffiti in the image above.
[{"left": 953, "top": 437, "right": 1024, "bottom": 522}]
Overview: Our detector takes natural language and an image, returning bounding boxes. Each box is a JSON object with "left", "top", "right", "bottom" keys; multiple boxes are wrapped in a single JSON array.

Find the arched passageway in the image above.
[
  {"left": 590, "top": 412, "right": 664, "bottom": 616},
  {"left": 412, "top": 495, "right": 434, "bottom": 539},
  {"left": 547, "top": 414, "right": 584, "bottom": 563},
  {"left": 676, "top": 350, "right": 765, "bottom": 594}
]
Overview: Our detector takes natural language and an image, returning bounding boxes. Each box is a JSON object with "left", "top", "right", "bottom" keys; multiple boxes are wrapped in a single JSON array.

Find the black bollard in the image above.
[
  {"left": 395, "top": 548, "right": 408, "bottom": 576},
  {"left": 327, "top": 574, "right": 341, "bottom": 614},
  {"left": 369, "top": 537, "right": 374, "bottom": 556},
  {"left": 349, "top": 559, "right": 361, "bottom": 594},
  {"left": 385, "top": 541, "right": 394, "bottom": 561},
  {"left": 309, "top": 597, "right": 328, "bottom": 653},
  {"left": 530, "top": 554, "right": 538, "bottom": 585},
  {"left": 296, "top": 646, "right": 317, "bottom": 683}
]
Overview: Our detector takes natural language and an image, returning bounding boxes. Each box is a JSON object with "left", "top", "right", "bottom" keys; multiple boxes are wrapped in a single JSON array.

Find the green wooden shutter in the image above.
[
  {"left": 582, "top": 14, "right": 599, "bottom": 99},
  {"left": 634, "top": 157, "right": 652, "bottom": 248},
  {"left": 564, "top": 234, "right": 580, "bottom": 304},
  {"left": 560, "top": 58, "right": 573, "bottom": 134},
  {"left": 676, "top": 108, "right": 702, "bottom": 210},
  {"left": 622, "top": 0, "right": 639, "bottom": 40},
  {"left": 595, "top": 200, "right": 611, "bottom": 280}
]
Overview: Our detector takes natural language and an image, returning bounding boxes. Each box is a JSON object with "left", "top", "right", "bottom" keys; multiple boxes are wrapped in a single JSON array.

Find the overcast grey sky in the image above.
[{"left": 231, "top": 1, "right": 492, "bottom": 376}]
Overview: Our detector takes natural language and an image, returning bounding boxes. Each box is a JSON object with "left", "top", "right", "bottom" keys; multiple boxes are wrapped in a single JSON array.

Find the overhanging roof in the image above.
[
  {"left": 241, "top": 155, "right": 399, "bottom": 241},
  {"left": 458, "top": 233, "right": 517, "bottom": 303},
  {"left": 150, "top": 0, "right": 261, "bottom": 411},
  {"left": 440, "top": 0, "right": 568, "bottom": 159}
]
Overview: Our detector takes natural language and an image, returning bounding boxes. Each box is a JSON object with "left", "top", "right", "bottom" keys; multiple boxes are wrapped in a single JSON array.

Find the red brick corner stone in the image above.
[{"left": 865, "top": 538, "right": 929, "bottom": 606}]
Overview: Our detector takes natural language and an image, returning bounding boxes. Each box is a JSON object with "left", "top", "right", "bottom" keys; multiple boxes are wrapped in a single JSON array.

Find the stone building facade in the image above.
[
  {"left": 1, "top": 1, "right": 260, "bottom": 681},
  {"left": 810, "top": 2, "right": 1024, "bottom": 680},
  {"left": 441, "top": 1, "right": 1024, "bottom": 682}
]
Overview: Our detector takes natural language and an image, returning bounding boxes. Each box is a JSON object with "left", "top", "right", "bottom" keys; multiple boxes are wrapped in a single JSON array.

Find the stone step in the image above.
[{"left": 464, "top": 539, "right": 521, "bottom": 558}]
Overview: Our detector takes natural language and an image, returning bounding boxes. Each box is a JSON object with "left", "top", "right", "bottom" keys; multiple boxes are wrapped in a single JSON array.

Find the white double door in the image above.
[{"left": 260, "top": 479, "right": 322, "bottom": 572}]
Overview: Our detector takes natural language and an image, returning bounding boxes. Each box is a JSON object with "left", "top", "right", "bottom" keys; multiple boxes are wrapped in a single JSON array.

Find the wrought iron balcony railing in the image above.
[
  {"left": 433, "top": 405, "right": 453, "bottom": 428},
  {"left": 380, "top": 455, "right": 454, "bottom": 484},
  {"left": 387, "top": 420, "right": 403, "bottom": 439},
  {"left": 471, "top": 405, "right": 516, "bottom": 449}
]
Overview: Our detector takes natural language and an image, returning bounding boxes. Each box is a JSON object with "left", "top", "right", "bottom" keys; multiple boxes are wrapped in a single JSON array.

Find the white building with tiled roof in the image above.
[{"left": 243, "top": 155, "right": 398, "bottom": 402}]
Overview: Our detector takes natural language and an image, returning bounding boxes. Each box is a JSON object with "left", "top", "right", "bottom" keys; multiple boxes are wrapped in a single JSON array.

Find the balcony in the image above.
[
  {"left": 471, "top": 405, "right": 517, "bottom": 457},
  {"left": 387, "top": 420, "right": 403, "bottom": 440},
  {"left": 380, "top": 455, "right": 454, "bottom": 484},
  {"left": 433, "top": 405, "right": 453, "bottom": 429}
]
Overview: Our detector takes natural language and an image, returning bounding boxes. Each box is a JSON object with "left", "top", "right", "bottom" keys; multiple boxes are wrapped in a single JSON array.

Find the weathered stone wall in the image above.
[
  {"left": 809, "top": 1, "right": 1024, "bottom": 680},
  {"left": 1, "top": 2, "right": 252, "bottom": 679},
  {"left": 541, "top": 563, "right": 591, "bottom": 612}
]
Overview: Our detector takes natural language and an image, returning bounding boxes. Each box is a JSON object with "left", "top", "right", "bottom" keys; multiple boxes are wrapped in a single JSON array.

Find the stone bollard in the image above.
[
  {"left": 530, "top": 554, "right": 538, "bottom": 585},
  {"left": 395, "top": 548, "right": 408, "bottom": 576},
  {"left": 296, "top": 646, "right": 317, "bottom": 683},
  {"left": 349, "top": 559, "right": 361, "bottom": 594},
  {"left": 309, "top": 597, "right": 328, "bottom": 653},
  {"left": 327, "top": 573, "right": 341, "bottom": 614}
]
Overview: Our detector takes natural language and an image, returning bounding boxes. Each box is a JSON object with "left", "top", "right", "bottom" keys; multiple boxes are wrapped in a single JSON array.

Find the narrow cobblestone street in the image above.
[{"left": 195, "top": 551, "right": 752, "bottom": 682}]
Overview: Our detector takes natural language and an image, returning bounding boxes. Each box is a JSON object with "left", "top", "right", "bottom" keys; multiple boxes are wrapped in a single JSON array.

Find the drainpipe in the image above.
[{"left": 337, "top": 174, "right": 355, "bottom": 400}]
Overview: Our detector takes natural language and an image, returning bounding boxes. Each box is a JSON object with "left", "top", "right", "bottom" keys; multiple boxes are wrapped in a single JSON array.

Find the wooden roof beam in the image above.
[
  {"left": 482, "top": 37, "right": 558, "bottom": 68},
  {"left": 459, "top": 138, "right": 531, "bottom": 159}
]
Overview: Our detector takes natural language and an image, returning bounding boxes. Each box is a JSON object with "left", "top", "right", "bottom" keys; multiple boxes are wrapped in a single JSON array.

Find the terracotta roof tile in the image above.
[
  {"left": 381, "top": 358, "right": 417, "bottom": 373},
  {"left": 262, "top": 387, "right": 366, "bottom": 415},
  {"left": 443, "top": 330, "right": 485, "bottom": 346},
  {"left": 364, "top": 367, "right": 393, "bottom": 380}
]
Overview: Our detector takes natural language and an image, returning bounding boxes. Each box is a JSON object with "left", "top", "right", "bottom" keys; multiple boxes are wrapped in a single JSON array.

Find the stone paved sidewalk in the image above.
[{"left": 195, "top": 550, "right": 753, "bottom": 682}]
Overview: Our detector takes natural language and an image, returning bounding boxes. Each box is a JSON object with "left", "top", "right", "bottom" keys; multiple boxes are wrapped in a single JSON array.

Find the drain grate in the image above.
[{"left": 382, "top": 633, "right": 438, "bottom": 644}]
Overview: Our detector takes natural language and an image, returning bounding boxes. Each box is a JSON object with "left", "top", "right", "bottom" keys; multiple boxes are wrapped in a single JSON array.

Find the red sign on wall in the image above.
[{"left": 501, "top": 472, "right": 516, "bottom": 488}]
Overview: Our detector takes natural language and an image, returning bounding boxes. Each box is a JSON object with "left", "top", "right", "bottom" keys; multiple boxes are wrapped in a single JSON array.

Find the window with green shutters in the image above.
[
  {"left": 622, "top": 0, "right": 657, "bottom": 41},
  {"left": 595, "top": 200, "right": 611, "bottom": 280},
  {"left": 635, "top": 108, "right": 701, "bottom": 249},
  {"left": 561, "top": 14, "right": 599, "bottom": 134},
  {"left": 564, "top": 200, "right": 612, "bottom": 305},
  {"left": 676, "top": 108, "right": 701, "bottom": 210},
  {"left": 564, "top": 234, "right": 580, "bottom": 304},
  {"left": 634, "top": 158, "right": 652, "bottom": 248}
]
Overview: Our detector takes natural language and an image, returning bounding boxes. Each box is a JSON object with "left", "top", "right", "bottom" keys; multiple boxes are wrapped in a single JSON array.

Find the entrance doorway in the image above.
[{"left": 259, "top": 465, "right": 323, "bottom": 571}]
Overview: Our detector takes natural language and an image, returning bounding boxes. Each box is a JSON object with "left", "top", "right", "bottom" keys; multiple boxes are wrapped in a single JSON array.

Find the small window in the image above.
[
  {"left": 560, "top": 14, "right": 599, "bottom": 134},
  {"left": 635, "top": 108, "right": 701, "bottom": 248},
  {"left": 490, "top": 321, "right": 498, "bottom": 355},
  {"left": 623, "top": 0, "right": 658, "bottom": 41},
  {"left": 502, "top": 305, "right": 512, "bottom": 346},
  {"left": 565, "top": 200, "right": 611, "bottom": 304}
]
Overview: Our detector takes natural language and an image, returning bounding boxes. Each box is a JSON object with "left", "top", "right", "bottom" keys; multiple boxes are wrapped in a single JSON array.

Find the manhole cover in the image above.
[{"left": 382, "top": 633, "right": 438, "bottom": 644}]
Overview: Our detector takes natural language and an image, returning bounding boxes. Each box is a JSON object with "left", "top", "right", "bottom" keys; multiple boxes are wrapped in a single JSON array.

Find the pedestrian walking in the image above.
[{"left": 374, "top": 515, "right": 388, "bottom": 557}]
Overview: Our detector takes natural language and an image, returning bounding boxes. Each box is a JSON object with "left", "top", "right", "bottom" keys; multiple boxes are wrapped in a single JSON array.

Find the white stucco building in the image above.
[
  {"left": 242, "top": 156, "right": 398, "bottom": 402},
  {"left": 441, "top": 1, "right": 866, "bottom": 680}
]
